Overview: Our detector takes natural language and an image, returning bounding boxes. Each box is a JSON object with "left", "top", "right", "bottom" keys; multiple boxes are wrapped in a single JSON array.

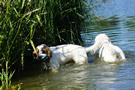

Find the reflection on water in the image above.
[
  {"left": 16, "top": 0, "right": 135, "bottom": 90},
  {"left": 20, "top": 61, "right": 135, "bottom": 90},
  {"left": 82, "top": 15, "right": 135, "bottom": 55}
]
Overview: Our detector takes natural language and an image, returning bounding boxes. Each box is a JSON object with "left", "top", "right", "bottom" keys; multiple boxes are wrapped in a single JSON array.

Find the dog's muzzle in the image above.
[
  {"left": 32, "top": 54, "right": 50, "bottom": 63},
  {"left": 37, "top": 54, "right": 47, "bottom": 60}
]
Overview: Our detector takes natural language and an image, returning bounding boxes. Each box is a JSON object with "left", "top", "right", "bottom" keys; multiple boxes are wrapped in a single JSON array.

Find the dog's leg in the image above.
[
  {"left": 50, "top": 60, "right": 60, "bottom": 69},
  {"left": 73, "top": 51, "right": 88, "bottom": 64}
]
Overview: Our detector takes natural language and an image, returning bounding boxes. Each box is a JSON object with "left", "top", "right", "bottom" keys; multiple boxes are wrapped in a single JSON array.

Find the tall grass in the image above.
[
  {"left": 0, "top": 0, "right": 91, "bottom": 89},
  {"left": 29, "top": 0, "right": 87, "bottom": 45}
]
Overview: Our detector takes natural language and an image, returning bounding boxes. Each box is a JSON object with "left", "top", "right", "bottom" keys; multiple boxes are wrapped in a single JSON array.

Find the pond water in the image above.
[{"left": 14, "top": 0, "right": 135, "bottom": 90}]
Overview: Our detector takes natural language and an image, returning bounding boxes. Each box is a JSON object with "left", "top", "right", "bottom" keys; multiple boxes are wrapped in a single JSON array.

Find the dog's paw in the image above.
[{"left": 51, "top": 69, "right": 58, "bottom": 73}]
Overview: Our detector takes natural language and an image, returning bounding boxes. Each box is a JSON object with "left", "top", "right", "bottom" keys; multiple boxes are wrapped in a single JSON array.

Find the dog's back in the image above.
[{"left": 99, "top": 41, "right": 126, "bottom": 62}]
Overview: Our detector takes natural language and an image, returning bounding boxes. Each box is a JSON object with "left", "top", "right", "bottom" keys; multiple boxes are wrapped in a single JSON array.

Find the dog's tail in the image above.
[{"left": 85, "top": 45, "right": 99, "bottom": 55}]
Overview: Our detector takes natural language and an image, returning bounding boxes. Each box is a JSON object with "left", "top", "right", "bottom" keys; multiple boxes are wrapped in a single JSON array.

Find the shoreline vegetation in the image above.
[{"left": 0, "top": 0, "right": 95, "bottom": 89}]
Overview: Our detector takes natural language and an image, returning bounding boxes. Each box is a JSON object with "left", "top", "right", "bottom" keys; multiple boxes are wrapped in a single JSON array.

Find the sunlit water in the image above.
[{"left": 14, "top": 0, "right": 135, "bottom": 90}]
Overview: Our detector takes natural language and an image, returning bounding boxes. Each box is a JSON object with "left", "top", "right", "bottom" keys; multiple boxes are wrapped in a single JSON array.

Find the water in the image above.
[{"left": 15, "top": 0, "right": 135, "bottom": 90}]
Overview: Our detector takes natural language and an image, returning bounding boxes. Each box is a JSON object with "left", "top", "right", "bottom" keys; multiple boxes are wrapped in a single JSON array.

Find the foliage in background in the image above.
[
  {"left": 30, "top": 0, "right": 87, "bottom": 45},
  {"left": 0, "top": 0, "right": 90, "bottom": 68}
]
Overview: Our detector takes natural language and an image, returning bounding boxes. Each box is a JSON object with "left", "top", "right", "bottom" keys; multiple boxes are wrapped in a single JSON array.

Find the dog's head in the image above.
[{"left": 32, "top": 44, "right": 52, "bottom": 60}]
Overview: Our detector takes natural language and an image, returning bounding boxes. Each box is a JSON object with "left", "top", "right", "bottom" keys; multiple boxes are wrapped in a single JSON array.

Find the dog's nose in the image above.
[
  {"left": 37, "top": 54, "right": 47, "bottom": 60},
  {"left": 37, "top": 56, "right": 42, "bottom": 60}
]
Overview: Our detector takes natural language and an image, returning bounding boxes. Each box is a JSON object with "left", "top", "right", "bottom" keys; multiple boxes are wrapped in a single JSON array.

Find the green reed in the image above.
[{"left": 0, "top": 0, "right": 92, "bottom": 89}]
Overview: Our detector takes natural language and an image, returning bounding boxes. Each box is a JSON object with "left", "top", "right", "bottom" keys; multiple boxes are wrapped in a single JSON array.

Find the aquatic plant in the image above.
[{"left": 0, "top": 69, "right": 15, "bottom": 90}]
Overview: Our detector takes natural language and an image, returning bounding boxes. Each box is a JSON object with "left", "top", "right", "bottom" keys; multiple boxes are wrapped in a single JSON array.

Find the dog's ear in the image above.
[
  {"left": 41, "top": 44, "right": 47, "bottom": 48},
  {"left": 32, "top": 48, "right": 39, "bottom": 59},
  {"left": 42, "top": 47, "right": 52, "bottom": 57},
  {"left": 48, "top": 50, "right": 52, "bottom": 57}
]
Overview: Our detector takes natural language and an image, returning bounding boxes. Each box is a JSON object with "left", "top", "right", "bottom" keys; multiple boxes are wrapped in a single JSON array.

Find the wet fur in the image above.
[{"left": 91, "top": 34, "right": 126, "bottom": 62}]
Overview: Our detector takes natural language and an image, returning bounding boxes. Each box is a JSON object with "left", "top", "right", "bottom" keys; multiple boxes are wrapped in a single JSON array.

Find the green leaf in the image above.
[
  {"left": 30, "top": 40, "right": 36, "bottom": 51},
  {"left": 9, "top": 70, "right": 15, "bottom": 80},
  {"left": 22, "top": 0, "right": 26, "bottom": 9},
  {"left": 76, "top": 13, "right": 84, "bottom": 19},
  {"left": 36, "top": 15, "right": 42, "bottom": 26}
]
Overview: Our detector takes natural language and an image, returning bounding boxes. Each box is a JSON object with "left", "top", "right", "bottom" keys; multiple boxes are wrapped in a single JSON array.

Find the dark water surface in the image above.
[{"left": 16, "top": 0, "right": 135, "bottom": 90}]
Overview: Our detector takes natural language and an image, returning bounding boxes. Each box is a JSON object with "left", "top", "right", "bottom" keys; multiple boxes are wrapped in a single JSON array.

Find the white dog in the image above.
[
  {"left": 90, "top": 34, "right": 126, "bottom": 62},
  {"left": 33, "top": 44, "right": 94, "bottom": 69}
]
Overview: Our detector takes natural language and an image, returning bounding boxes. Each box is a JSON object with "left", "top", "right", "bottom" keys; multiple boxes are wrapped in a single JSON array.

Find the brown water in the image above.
[{"left": 14, "top": 0, "right": 135, "bottom": 90}]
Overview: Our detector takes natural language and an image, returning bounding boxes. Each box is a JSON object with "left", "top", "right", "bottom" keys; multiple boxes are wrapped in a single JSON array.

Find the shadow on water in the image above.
[{"left": 14, "top": 0, "right": 135, "bottom": 89}]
